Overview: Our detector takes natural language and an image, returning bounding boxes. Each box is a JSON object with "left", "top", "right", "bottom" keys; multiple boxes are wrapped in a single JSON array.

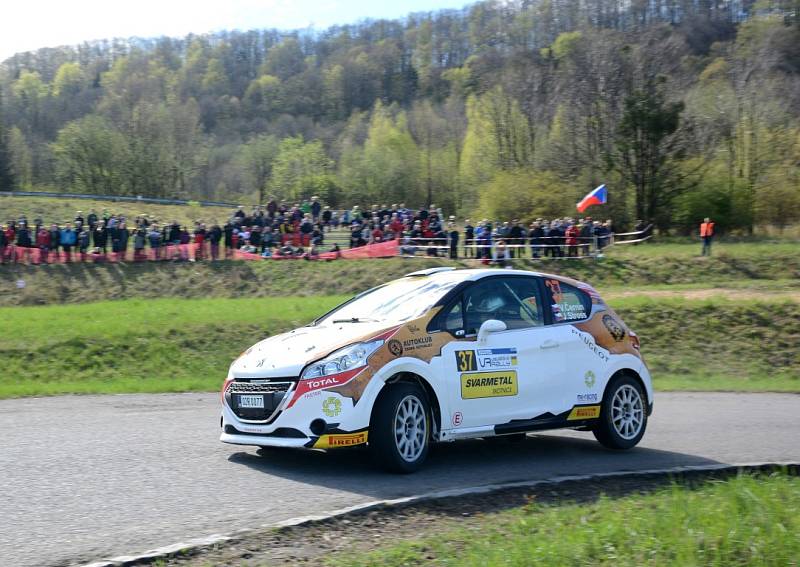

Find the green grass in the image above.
[
  {"left": 0, "top": 297, "right": 343, "bottom": 398},
  {"left": 329, "top": 473, "right": 800, "bottom": 567},
  {"left": 0, "top": 195, "right": 234, "bottom": 227},
  {"left": 609, "top": 240, "right": 800, "bottom": 258},
  {"left": 612, "top": 297, "right": 799, "bottom": 391},
  {"left": 0, "top": 295, "right": 797, "bottom": 398},
  {"left": 2, "top": 241, "right": 799, "bottom": 307}
]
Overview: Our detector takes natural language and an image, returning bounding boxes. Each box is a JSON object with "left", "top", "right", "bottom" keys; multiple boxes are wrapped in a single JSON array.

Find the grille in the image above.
[
  {"left": 226, "top": 380, "right": 294, "bottom": 423},
  {"left": 230, "top": 381, "right": 291, "bottom": 394}
]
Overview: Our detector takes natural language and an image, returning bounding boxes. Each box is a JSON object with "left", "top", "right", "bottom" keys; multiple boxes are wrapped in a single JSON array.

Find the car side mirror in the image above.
[{"left": 477, "top": 319, "right": 507, "bottom": 342}]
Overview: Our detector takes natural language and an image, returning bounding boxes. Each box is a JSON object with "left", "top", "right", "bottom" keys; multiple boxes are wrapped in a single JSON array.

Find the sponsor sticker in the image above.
[
  {"left": 559, "top": 303, "right": 587, "bottom": 321},
  {"left": 602, "top": 314, "right": 626, "bottom": 342},
  {"left": 388, "top": 339, "right": 403, "bottom": 357},
  {"left": 577, "top": 393, "right": 599, "bottom": 403},
  {"left": 455, "top": 350, "right": 477, "bottom": 371},
  {"left": 452, "top": 412, "right": 463, "bottom": 426},
  {"left": 457, "top": 348, "right": 518, "bottom": 371},
  {"left": 322, "top": 396, "right": 342, "bottom": 418},
  {"left": 461, "top": 371, "right": 518, "bottom": 399},
  {"left": 584, "top": 370, "right": 596, "bottom": 388},
  {"left": 567, "top": 405, "right": 601, "bottom": 420},
  {"left": 402, "top": 336, "right": 433, "bottom": 352},
  {"left": 288, "top": 367, "right": 362, "bottom": 407},
  {"left": 314, "top": 431, "right": 368, "bottom": 449},
  {"left": 571, "top": 328, "right": 610, "bottom": 362}
]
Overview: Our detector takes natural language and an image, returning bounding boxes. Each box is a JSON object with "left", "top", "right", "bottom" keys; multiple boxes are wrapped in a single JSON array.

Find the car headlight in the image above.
[{"left": 301, "top": 340, "right": 384, "bottom": 379}]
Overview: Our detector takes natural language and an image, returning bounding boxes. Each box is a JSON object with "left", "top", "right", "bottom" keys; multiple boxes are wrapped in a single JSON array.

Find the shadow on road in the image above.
[{"left": 226, "top": 432, "right": 721, "bottom": 500}]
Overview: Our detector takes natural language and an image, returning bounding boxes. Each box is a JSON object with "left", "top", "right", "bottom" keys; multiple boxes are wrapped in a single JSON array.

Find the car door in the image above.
[
  {"left": 435, "top": 276, "right": 565, "bottom": 430},
  {"left": 539, "top": 277, "right": 601, "bottom": 415}
]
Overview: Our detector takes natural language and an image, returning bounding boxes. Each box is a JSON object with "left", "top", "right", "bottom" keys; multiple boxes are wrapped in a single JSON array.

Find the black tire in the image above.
[
  {"left": 370, "top": 382, "right": 431, "bottom": 473},
  {"left": 593, "top": 374, "right": 648, "bottom": 450}
]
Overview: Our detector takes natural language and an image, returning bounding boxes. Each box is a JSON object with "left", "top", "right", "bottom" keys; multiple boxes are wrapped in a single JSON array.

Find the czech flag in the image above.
[{"left": 576, "top": 184, "right": 607, "bottom": 213}]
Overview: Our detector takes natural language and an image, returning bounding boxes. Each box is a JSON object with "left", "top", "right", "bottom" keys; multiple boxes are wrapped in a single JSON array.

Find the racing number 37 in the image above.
[{"left": 455, "top": 350, "right": 477, "bottom": 371}]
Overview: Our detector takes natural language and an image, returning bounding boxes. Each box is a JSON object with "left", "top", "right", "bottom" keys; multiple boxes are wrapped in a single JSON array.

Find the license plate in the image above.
[{"left": 238, "top": 395, "right": 264, "bottom": 409}]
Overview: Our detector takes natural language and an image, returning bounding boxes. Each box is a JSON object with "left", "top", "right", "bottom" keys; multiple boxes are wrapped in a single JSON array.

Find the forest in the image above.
[{"left": 0, "top": 0, "right": 798, "bottom": 232}]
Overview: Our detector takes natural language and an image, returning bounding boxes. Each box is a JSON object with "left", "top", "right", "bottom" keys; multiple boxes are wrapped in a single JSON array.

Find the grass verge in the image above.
[
  {"left": 0, "top": 297, "right": 343, "bottom": 398},
  {"left": 0, "top": 295, "right": 797, "bottom": 398},
  {"left": 1, "top": 243, "right": 799, "bottom": 307},
  {"left": 328, "top": 472, "right": 800, "bottom": 567},
  {"left": 0, "top": 195, "right": 234, "bottom": 227}
]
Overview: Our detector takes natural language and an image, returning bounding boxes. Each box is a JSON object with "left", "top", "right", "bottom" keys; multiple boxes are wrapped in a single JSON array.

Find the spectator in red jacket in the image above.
[
  {"left": 37, "top": 227, "right": 51, "bottom": 263},
  {"left": 565, "top": 223, "right": 580, "bottom": 257}
]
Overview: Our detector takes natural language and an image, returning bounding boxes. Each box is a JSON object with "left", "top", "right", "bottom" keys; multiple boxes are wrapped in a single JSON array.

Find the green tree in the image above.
[
  {"left": 270, "top": 136, "right": 335, "bottom": 202},
  {"left": 7, "top": 126, "right": 32, "bottom": 189},
  {"left": 52, "top": 115, "right": 130, "bottom": 195},
  {"left": 479, "top": 169, "right": 576, "bottom": 221},
  {"left": 361, "top": 104, "right": 421, "bottom": 205},
  {"left": 239, "top": 134, "right": 280, "bottom": 204},
  {"left": 616, "top": 80, "right": 686, "bottom": 225},
  {"left": 0, "top": 93, "right": 15, "bottom": 190}
]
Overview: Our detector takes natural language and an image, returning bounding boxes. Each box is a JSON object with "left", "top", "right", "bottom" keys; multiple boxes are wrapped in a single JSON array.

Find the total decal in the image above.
[
  {"left": 287, "top": 367, "right": 364, "bottom": 408},
  {"left": 455, "top": 348, "right": 518, "bottom": 372}
]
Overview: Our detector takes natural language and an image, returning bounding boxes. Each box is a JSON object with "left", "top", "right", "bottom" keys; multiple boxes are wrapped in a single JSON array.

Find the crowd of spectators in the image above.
[{"left": 0, "top": 196, "right": 628, "bottom": 264}]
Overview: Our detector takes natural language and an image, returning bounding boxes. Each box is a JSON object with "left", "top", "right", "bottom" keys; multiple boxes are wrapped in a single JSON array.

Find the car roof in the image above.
[{"left": 402, "top": 267, "right": 588, "bottom": 288}]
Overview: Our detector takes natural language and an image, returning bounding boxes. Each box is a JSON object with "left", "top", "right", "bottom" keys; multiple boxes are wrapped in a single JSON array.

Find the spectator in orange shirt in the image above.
[{"left": 700, "top": 217, "right": 715, "bottom": 256}]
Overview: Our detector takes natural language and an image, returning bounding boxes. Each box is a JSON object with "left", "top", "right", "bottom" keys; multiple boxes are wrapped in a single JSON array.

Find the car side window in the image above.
[
  {"left": 543, "top": 278, "right": 591, "bottom": 323},
  {"left": 440, "top": 300, "right": 464, "bottom": 333},
  {"left": 461, "top": 277, "right": 544, "bottom": 334}
]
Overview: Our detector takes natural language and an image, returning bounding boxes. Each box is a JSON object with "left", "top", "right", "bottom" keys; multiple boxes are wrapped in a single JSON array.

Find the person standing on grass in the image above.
[
  {"left": 565, "top": 222, "right": 580, "bottom": 257},
  {"left": 208, "top": 224, "right": 222, "bottom": 260},
  {"left": 60, "top": 223, "right": 76, "bottom": 263},
  {"left": 117, "top": 222, "right": 129, "bottom": 261},
  {"left": 76, "top": 227, "right": 89, "bottom": 261},
  {"left": 448, "top": 222, "right": 459, "bottom": 259},
  {"left": 94, "top": 221, "right": 108, "bottom": 256},
  {"left": 223, "top": 221, "right": 234, "bottom": 258},
  {"left": 700, "top": 217, "right": 715, "bottom": 256},
  {"left": 133, "top": 226, "right": 146, "bottom": 261},
  {"left": 0, "top": 224, "right": 8, "bottom": 264},
  {"left": 148, "top": 225, "right": 162, "bottom": 259},
  {"left": 49, "top": 224, "right": 61, "bottom": 261}
]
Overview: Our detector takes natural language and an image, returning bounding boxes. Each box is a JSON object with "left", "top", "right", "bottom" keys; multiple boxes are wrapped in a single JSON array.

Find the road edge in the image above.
[{"left": 81, "top": 461, "right": 798, "bottom": 567}]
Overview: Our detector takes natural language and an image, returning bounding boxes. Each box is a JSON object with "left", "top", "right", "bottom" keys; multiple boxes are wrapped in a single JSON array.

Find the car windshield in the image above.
[{"left": 317, "top": 277, "right": 459, "bottom": 325}]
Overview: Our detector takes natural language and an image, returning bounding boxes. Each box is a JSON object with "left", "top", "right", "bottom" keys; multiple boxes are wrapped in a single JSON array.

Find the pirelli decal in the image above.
[
  {"left": 313, "top": 431, "right": 368, "bottom": 449},
  {"left": 567, "top": 405, "right": 601, "bottom": 420},
  {"left": 461, "top": 371, "right": 518, "bottom": 399}
]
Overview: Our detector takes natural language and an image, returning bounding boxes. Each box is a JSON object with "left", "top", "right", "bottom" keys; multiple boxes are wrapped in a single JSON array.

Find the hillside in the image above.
[{"left": 1, "top": 0, "right": 798, "bottom": 232}]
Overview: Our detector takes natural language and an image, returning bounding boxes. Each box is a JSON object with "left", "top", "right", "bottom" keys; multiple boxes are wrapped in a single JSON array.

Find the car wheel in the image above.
[
  {"left": 593, "top": 375, "right": 647, "bottom": 450},
  {"left": 370, "top": 383, "right": 431, "bottom": 473}
]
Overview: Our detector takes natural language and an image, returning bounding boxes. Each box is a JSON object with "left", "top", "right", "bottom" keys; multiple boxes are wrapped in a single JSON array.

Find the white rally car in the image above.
[{"left": 220, "top": 267, "right": 653, "bottom": 472}]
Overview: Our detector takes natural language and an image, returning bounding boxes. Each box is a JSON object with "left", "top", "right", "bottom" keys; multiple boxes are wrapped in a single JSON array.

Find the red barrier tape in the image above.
[{"left": 0, "top": 240, "right": 400, "bottom": 264}]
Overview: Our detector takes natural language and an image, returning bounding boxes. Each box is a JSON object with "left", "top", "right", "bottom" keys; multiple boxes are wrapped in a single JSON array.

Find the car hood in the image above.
[{"left": 229, "top": 321, "right": 393, "bottom": 379}]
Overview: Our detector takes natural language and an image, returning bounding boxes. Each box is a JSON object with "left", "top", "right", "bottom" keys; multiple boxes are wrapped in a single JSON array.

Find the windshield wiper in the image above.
[{"left": 332, "top": 317, "right": 381, "bottom": 323}]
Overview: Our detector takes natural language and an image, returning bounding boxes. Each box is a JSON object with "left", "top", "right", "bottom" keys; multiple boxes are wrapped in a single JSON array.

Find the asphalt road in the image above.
[{"left": 2, "top": 392, "right": 799, "bottom": 567}]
